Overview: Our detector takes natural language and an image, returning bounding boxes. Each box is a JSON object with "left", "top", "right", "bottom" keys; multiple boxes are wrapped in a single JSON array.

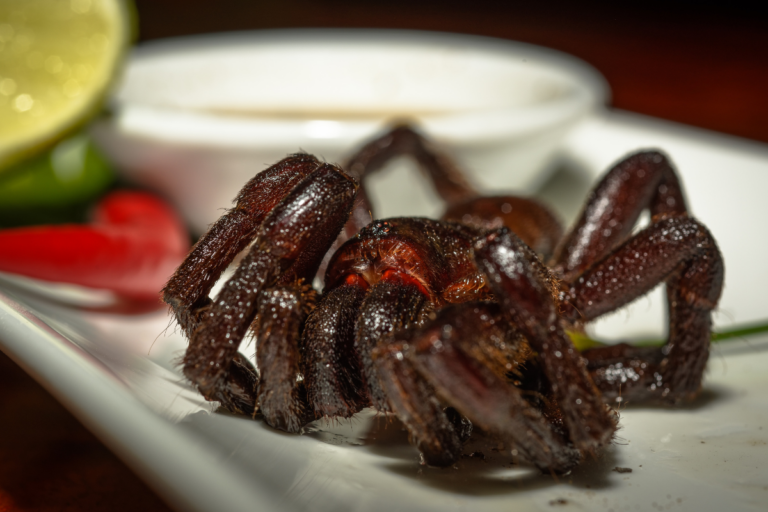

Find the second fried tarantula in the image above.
[{"left": 163, "top": 126, "right": 724, "bottom": 473}]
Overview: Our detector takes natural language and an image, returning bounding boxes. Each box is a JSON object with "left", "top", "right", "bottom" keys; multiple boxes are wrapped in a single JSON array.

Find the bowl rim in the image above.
[{"left": 109, "top": 29, "right": 609, "bottom": 146}]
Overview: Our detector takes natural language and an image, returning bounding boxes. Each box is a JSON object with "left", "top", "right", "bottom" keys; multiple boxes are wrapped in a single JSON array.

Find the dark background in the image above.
[{"left": 1, "top": 1, "right": 767, "bottom": 511}]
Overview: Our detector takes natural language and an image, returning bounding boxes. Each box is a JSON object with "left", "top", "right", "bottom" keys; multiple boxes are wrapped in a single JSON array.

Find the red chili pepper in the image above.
[{"left": 0, "top": 191, "right": 189, "bottom": 301}]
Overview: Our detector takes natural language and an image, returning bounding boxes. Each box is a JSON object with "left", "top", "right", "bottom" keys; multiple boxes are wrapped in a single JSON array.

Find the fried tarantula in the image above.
[{"left": 163, "top": 126, "right": 723, "bottom": 473}]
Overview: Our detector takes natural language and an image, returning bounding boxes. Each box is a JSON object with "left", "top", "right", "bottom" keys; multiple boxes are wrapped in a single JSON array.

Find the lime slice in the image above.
[{"left": 0, "top": 0, "right": 133, "bottom": 171}]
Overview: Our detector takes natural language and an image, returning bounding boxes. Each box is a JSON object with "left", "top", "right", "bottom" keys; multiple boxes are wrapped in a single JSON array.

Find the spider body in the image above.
[
  {"left": 326, "top": 218, "right": 487, "bottom": 304},
  {"left": 163, "top": 126, "right": 723, "bottom": 473}
]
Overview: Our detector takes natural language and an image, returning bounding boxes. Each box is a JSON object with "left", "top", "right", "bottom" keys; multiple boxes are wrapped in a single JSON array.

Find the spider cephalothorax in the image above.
[{"left": 163, "top": 126, "right": 723, "bottom": 473}]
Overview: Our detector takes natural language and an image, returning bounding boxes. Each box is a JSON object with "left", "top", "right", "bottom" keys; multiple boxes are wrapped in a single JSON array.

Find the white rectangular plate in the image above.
[{"left": 2, "top": 110, "right": 767, "bottom": 512}]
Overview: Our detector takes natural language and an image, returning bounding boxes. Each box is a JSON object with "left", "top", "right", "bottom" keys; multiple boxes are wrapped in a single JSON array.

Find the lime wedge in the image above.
[{"left": 0, "top": 0, "right": 133, "bottom": 171}]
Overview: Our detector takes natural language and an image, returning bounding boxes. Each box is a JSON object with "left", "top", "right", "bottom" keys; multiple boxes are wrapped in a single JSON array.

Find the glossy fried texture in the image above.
[
  {"left": 475, "top": 230, "right": 616, "bottom": 455},
  {"left": 168, "top": 161, "right": 358, "bottom": 415},
  {"left": 163, "top": 154, "right": 322, "bottom": 337},
  {"left": 572, "top": 215, "right": 723, "bottom": 403},
  {"left": 374, "top": 302, "right": 584, "bottom": 471},
  {"left": 302, "top": 283, "right": 368, "bottom": 419},
  {"left": 551, "top": 151, "right": 724, "bottom": 405},
  {"left": 255, "top": 284, "right": 315, "bottom": 432},
  {"left": 552, "top": 150, "right": 688, "bottom": 281},
  {"left": 164, "top": 125, "right": 723, "bottom": 475}
]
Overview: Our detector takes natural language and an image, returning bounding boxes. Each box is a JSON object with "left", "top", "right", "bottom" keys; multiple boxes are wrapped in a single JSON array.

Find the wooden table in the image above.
[{"left": 1, "top": 1, "right": 766, "bottom": 510}]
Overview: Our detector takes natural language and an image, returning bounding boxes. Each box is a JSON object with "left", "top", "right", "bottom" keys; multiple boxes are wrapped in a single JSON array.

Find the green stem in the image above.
[
  {"left": 711, "top": 322, "right": 768, "bottom": 342},
  {"left": 567, "top": 320, "right": 768, "bottom": 351}
]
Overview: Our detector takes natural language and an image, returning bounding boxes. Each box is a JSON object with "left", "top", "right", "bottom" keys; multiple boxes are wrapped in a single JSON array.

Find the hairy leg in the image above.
[
  {"left": 342, "top": 124, "right": 478, "bottom": 235},
  {"left": 255, "top": 284, "right": 316, "bottom": 433},
  {"left": 181, "top": 165, "right": 357, "bottom": 412},
  {"left": 302, "top": 283, "right": 368, "bottom": 419},
  {"left": 553, "top": 150, "right": 687, "bottom": 281},
  {"left": 374, "top": 338, "right": 465, "bottom": 468},
  {"left": 355, "top": 280, "right": 433, "bottom": 411},
  {"left": 566, "top": 216, "right": 724, "bottom": 404},
  {"left": 163, "top": 154, "right": 323, "bottom": 337},
  {"left": 374, "top": 302, "right": 582, "bottom": 471},
  {"left": 474, "top": 229, "right": 617, "bottom": 455}
]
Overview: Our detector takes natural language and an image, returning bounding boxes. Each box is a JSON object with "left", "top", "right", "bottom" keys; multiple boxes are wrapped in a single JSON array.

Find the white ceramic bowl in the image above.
[{"left": 93, "top": 29, "right": 608, "bottom": 234}]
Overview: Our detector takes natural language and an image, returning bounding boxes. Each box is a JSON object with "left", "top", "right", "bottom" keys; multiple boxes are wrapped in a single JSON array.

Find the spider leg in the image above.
[
  {"left": 549, "top": 150, "right": 723, "bottom": 404},
  {"left": 301, "top": 278, "right": 432, "bottom": 422},
  {"left": 565, "top": 216, "right": 724, "bottom": 404},
  {"left": 374, "top": 302, "right": 583, "bottom": 472},
  {"left": 343, "top": 124, "right": 478, "bottom": 234},
  {"left": 355, "top": 279, "right": 434, "bottom": 411},
  {"left": 442, "top": 196, "right": 563, "bottom": 260},
  {"left": 474, "top": 229, "right": 617, "bottom": 456},
  {"left": 163, "top": 154, "right": 323, "bottom": 337},
  {"left": 216, "top": 353, "right": 261, "bottom": 415},
  {"left": 181, "top": 164, "right": 357, "bottom": 414},
  {"left": 552, "top": 150, "right": 687, "bottom": 281},
  {"left": 301, "top": 283, "right": 368, "bottom": 419},
  {"left": 315, "top": 124, "right": 481, "bottom": 279},
  {"left": 373, "top": 337, "right": 465, "bottom": 468},
  {"left": 254, "top": 284, "right": 316, "bottom": 433}
]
